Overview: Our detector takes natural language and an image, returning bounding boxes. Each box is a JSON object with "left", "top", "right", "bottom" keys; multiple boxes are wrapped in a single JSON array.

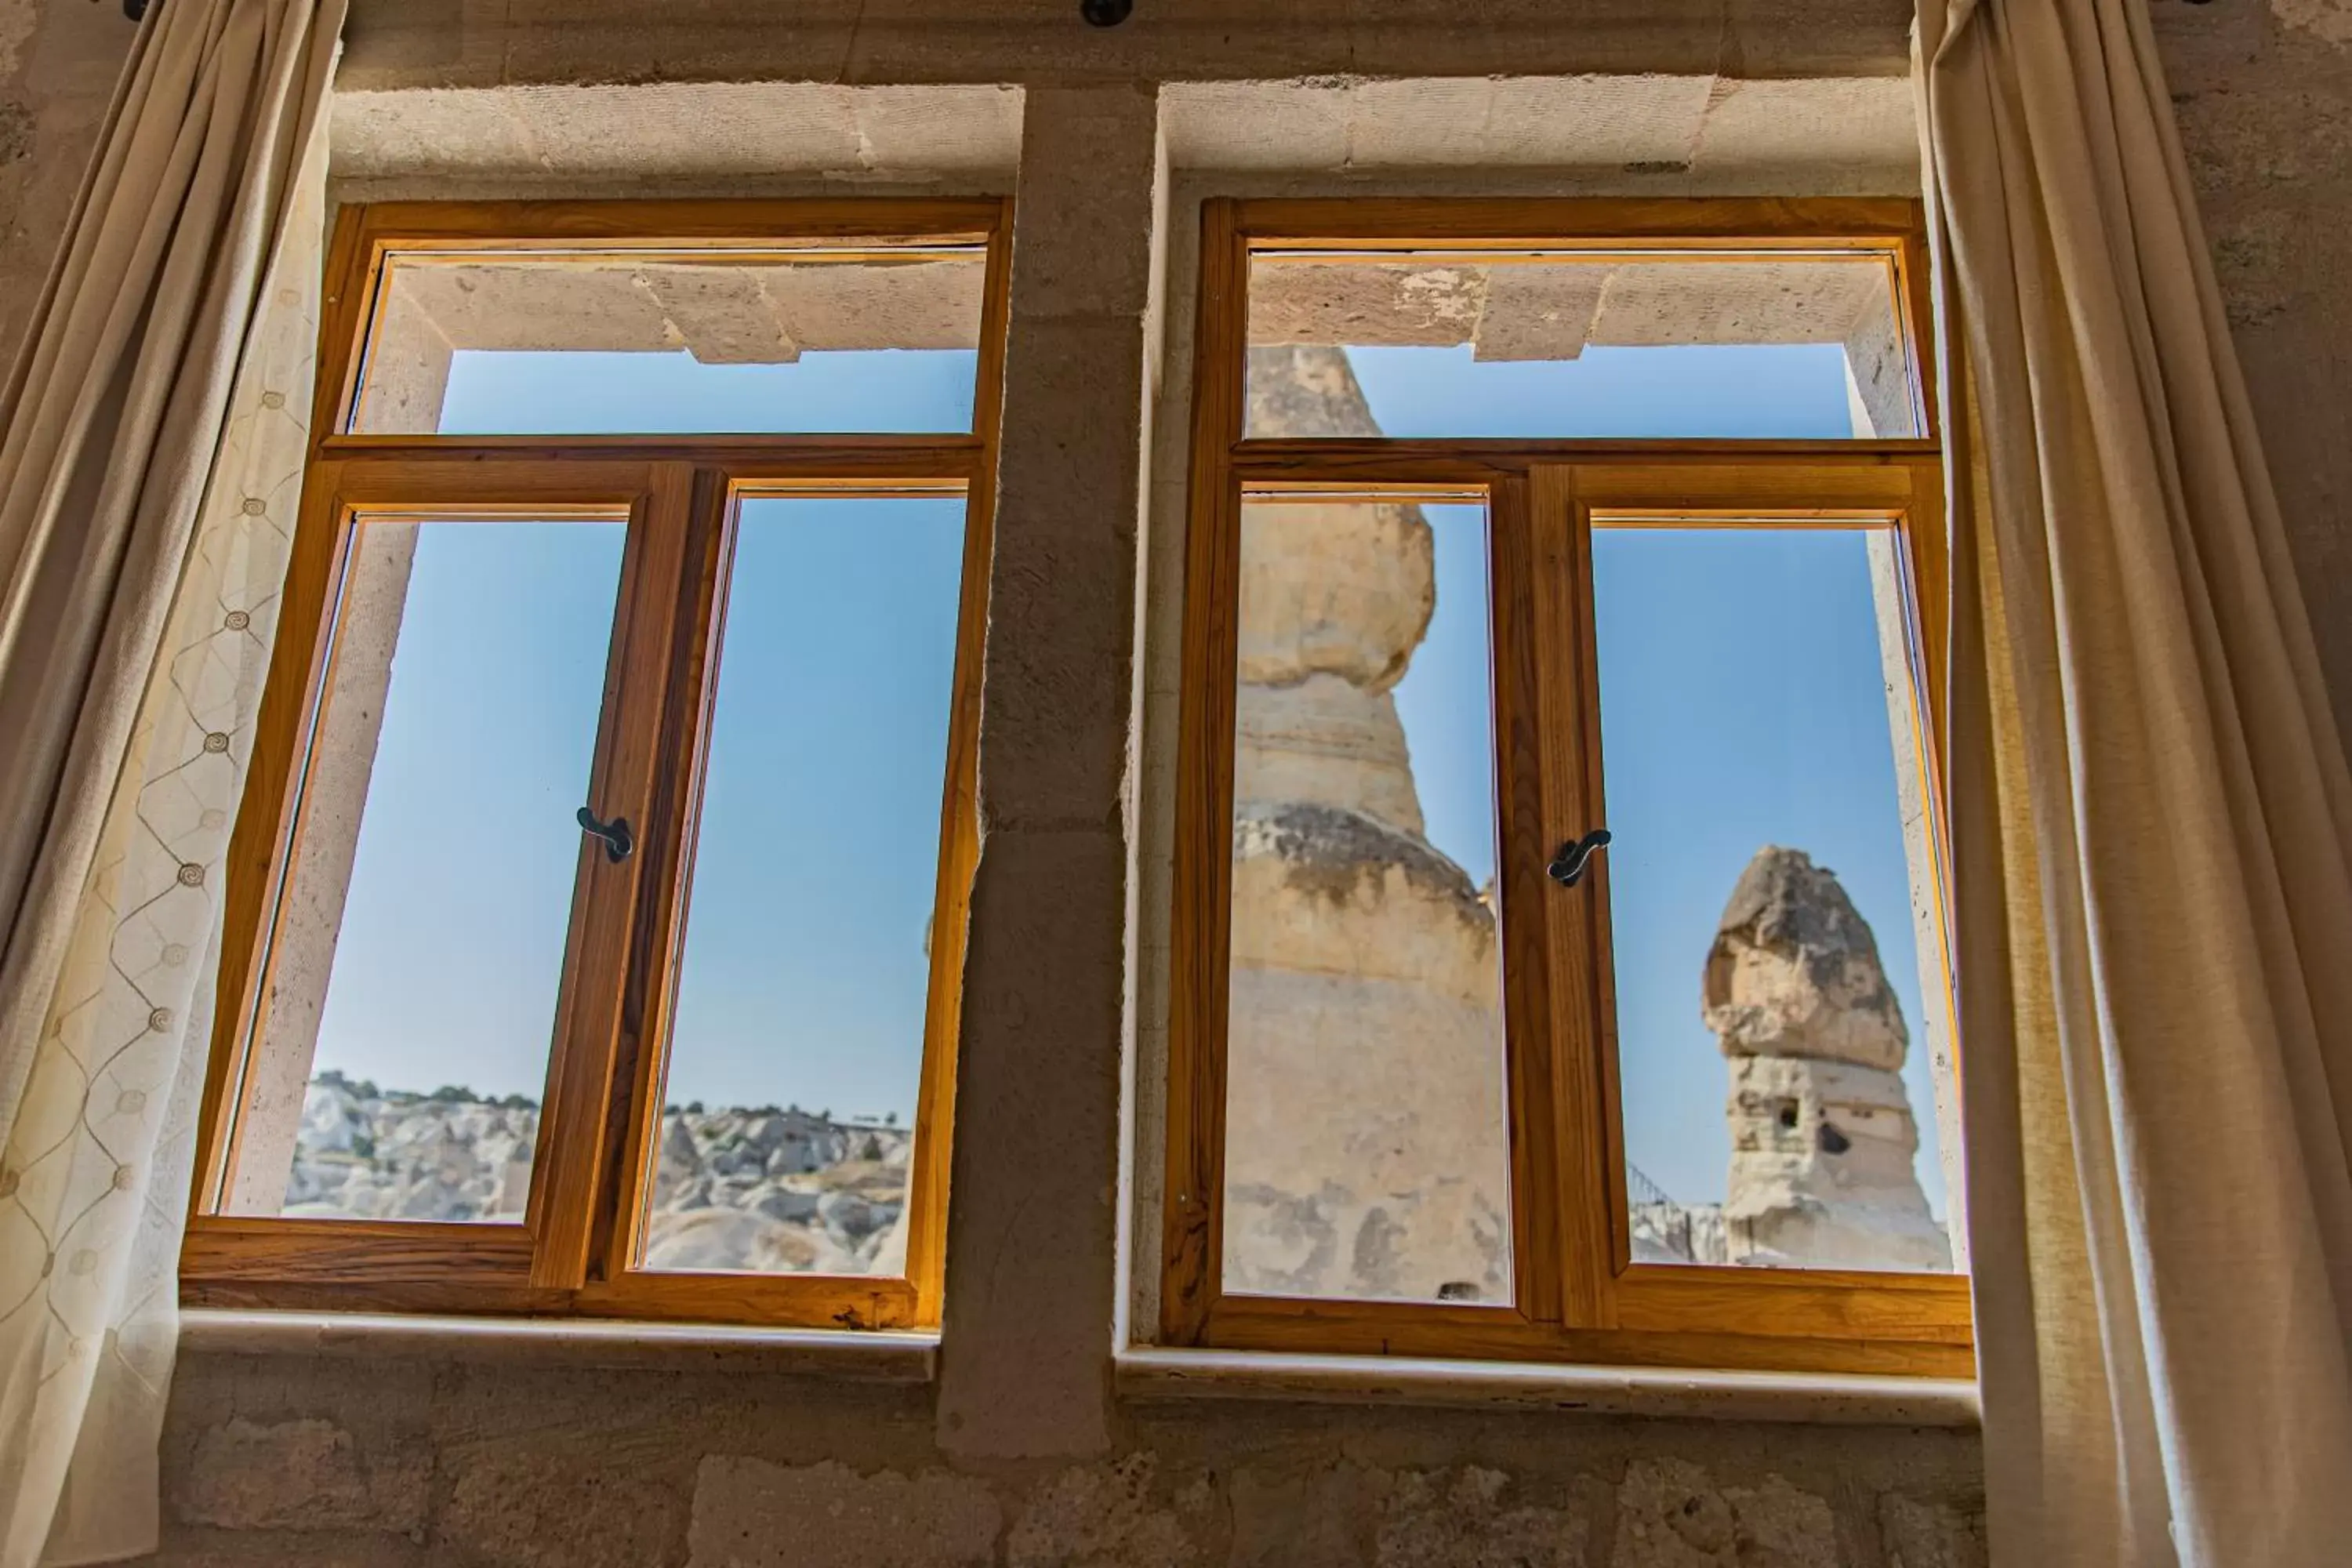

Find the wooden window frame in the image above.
[
  {"left": 181, "top": 198, "right": 1013, "bottom": 1330},
  {"left": 1160, "top": 197, "right": 1972, "bottom": 1377}
]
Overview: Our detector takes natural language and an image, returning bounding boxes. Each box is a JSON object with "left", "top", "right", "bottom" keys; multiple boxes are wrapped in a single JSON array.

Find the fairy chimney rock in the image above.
[
  {"left": 1704, "top": 846, "right": 1909, "bottom": 1072},
  {"left": 1219, "top": 344, "right": 1510, "bottom": 1303},
  {"left": 1703, "top": 846, "right": 1951, "bottom": 1272}
]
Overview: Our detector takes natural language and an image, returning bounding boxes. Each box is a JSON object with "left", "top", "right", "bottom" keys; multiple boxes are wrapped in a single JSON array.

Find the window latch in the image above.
[
  {"left": 576, "top": 805, "right": 634, "bottom": 863},
  {"left": 1547, "top": 828, "right": 1611, "bottom": 888}
]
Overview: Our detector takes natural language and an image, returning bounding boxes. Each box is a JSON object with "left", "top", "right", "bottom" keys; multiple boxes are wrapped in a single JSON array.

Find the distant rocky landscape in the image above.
[{"left": 287, "top": 1074, "right": 912, "bottom": 1273}]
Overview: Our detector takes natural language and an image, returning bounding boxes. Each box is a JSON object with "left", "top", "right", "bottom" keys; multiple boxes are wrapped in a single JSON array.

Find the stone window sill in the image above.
[
  {"left": 176, "top": 1308, "right": 938, "bottom": 1381},
  {"left": 1114, "top": 1347, "right": 1980, "bottom": 1427}
]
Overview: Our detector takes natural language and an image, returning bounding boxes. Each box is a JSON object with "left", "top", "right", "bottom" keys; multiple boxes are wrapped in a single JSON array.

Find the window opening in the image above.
[
  {"left": 184, "top": 199, "right": 1009, "bottom": 1330},
  {"left": 1165, "top": 198, "right": 1965, "bottom": 1375}
]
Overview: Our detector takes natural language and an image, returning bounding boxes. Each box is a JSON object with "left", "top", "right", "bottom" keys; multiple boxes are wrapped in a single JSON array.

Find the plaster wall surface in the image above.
[{"left": 0, "top": 0, "right": 2341, "bottom": 1563}]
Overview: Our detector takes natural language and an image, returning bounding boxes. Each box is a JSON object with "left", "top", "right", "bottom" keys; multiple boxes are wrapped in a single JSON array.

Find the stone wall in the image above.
[
  {"left": 2158, "top": 0, "right": 2352, "bottom": 744},
  {"left": 0, "top": 0, "right": 129, "bottom": 369},
  {"left": 157, "top": 1345, "right": 1986, "bottom": 1568}
]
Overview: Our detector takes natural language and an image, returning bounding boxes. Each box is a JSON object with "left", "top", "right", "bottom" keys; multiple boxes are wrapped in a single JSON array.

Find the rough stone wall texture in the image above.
[
  {"left": 144, "top": 1348, "right": 1986, "bottom": 1567},
  {"left": 0, "top": 0, "right": 131, "bottom": 370},
  {"left": 2154, "top": 0, "right": 2352, "bottom": 743},
  {"left": 325, "top": 0, "right": 1919, "bottom": 95}
]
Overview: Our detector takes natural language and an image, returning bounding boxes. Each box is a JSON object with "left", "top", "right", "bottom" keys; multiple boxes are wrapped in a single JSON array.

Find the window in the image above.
[
  {"left": 183, "top": 200, "right": 1011, "bottom": 1329},
  {"left": 1160, "top": 199, "right": 1969, "bottom": 1375}
]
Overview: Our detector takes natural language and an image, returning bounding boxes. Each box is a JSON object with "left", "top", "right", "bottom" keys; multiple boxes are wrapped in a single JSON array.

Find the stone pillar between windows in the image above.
[{"left": 935, "top": 85, "right": 1165, "bottom": 1461}]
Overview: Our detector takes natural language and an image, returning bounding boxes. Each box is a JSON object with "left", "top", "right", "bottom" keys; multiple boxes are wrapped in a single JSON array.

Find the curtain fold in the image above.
[
  {"left": 1917, "top": 0, "right": 2352, "bottom": 1560},
  {"left": 0, "top": 2, "right": 341, "bottom": 1562}
]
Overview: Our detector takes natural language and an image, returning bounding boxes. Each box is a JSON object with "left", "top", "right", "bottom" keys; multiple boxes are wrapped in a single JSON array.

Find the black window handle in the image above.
[
  {"left": 577, "top": 805, "right": 634, "bottom": 863},
  {"left": 1547, "top": 828, "right": 1611, "bottom": 887}
]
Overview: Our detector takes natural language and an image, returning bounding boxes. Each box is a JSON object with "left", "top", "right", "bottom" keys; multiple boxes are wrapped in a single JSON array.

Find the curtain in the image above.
[
  {"left": 0, "top": 1, "right": 342, "bottom": 1562},
  {"left": 1916, "top": 0, "right": 2352, "bottom": 1561}
]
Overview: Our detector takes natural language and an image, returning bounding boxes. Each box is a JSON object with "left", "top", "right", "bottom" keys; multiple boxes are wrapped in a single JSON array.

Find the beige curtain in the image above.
[
  {"left": 0, "top": 1, "right": 341, "bottom": 1562},
  {"left": 1916, "top": 0, "right": 2352, "bottom": 1561}
]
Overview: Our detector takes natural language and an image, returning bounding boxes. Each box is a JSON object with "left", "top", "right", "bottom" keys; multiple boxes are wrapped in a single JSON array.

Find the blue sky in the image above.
[
  {"left": 660, "top": 494, "right": 962, "bottom": 1121},
  {"left": 307, "top": 519, "right": 626, "bottom": 1109},
  {"left": 306, "top": 331, "right": 1945, "bottom": 1219}
]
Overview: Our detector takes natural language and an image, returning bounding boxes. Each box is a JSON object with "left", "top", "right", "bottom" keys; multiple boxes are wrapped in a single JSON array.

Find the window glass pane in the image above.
[
  {"left": 1593, "top": 524, "right": 1955, "bottom": 1273},
  {"left": 642, "top": 494, "right": 966, "bottom": 1276},
  {"left": 227, "top": 517, "right": 625, "bottom": 1221},
  {"left": 1247, "top": 251, "right": 1916, "bottom": 439},
  {"left": 354, "top": 248, "right": 986, "bottom": 436},
  {"left": 1223, "top": 492, "right": 1512, "bottom": 1305}
]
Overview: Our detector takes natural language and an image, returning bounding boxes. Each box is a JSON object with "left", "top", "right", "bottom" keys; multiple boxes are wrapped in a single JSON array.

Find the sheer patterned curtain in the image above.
[
  {"left": 1916, "top": 0, "right": 2352, "bottom": 1561},
  {"left": 0, "top": 2, "right": 340, "bottom": 1561}
]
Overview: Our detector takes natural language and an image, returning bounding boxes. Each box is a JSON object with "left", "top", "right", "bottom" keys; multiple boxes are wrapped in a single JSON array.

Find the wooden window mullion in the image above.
[
  {"left": 528, "top": 460, "right": 702, "bottom": 1289},
  {"left": 1486, "top": 472, "right": 1567, "bottom": 1327},
  {"left": 583, "top": 463, "right": 735, "bottom": 1288},
  {"left": 1522, "top": 463, "right": 1620, "bottom": 1329}
]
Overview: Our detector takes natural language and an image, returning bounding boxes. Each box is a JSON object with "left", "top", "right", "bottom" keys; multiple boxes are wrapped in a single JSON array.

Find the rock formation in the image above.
[
  {"left": 289, "top": 1078, "right": 538, "bottom": 1221},
  {"left": 285, "top": 1076, "right": 912, "bottom": 1273},
  {"left": 1702, "top": 847, "right": 1950, "bottom": 1271},
  {"left": 1629, "top": 1181, "right": 1730, "bottom": 1266},
  {"left": 1219, "top": 346, "right": 1512, "bottom": 1303}
]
